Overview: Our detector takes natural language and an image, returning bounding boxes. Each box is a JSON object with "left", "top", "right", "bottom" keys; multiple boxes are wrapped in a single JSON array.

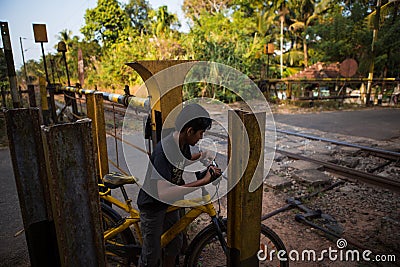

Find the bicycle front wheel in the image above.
[
  {"left": 185, "top": 222, "right": 288, "bottom": 267},
  {"left": 101, "top": 202, "right": 139, "bottom": 266}
]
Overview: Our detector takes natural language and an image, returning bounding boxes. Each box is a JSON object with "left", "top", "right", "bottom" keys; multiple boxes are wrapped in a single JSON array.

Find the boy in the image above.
[{"left": 137, "top": 103, "right": 221, "bottom": 267}]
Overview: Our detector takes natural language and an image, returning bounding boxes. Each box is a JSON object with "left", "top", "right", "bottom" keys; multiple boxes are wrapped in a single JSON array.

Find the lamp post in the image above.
[
  {"left": 57, "top": 41, "right": 70, "bottom": 86},
  {"left": 19, "top": 37, "right": 29, "bottom": 86}
]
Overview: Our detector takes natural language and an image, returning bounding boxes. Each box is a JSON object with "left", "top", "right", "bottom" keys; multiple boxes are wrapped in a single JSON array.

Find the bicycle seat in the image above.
[{"left": 103, "top": 172, "right": 138, "bottom": 189}]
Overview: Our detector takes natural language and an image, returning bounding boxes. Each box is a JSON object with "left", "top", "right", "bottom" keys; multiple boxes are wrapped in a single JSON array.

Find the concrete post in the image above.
[
  {"left": 0, "top": 22, "right": 21, "bottom": 107},
  {"left": 227, "top": 109, "right": 265, "bottom": 266},
  {"left": 28, "top": 84, "right": 37, "bottom": 107},
  {"left": 42, "top": 119, "right": 106, "bottom": 267},
  {"left": 4, "top": 108, "right": 60, "bottom": 266}
]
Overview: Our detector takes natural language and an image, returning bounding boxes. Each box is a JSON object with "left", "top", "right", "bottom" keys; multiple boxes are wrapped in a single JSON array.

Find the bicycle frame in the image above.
[{"left": 99, "top": 185, "right": 220, "bottom": 250}]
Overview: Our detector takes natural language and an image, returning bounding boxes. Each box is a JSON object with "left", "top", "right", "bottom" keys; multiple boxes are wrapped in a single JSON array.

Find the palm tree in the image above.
[
  {"left": 288, "top": 0, "right": 331, "bottom": 67},
  {"left": 150, "top": 6, "right": 179, "bottom": 36},
  {"left": 57, "top": 29, "right": 74, "bottom": 51}
]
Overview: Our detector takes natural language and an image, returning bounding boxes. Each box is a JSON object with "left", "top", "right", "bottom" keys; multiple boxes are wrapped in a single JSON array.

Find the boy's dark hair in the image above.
[{"left": 175, "top": 104, "right": 212, "bottom": 133}]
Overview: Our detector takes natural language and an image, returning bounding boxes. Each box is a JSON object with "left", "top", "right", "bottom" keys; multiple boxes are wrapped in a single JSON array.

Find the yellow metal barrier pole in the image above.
[
  {"left": 86, "top": 93, "right": 109, "bottom": 180},
  {"left": 86, "top": 93, "right": 99, "bottom": 177},
  {"left": 227, "top": 109, "right": 265, "bottom": 266},
  {"left": 94, "top": 93, "right": 109, "bottom": 179},
  {"left": 39, "top": 77, "right": 50, "bottom": 124}
]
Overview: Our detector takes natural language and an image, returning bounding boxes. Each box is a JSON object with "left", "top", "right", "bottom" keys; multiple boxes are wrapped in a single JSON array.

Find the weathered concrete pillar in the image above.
[
  {"left": 4, "top": 108, "right": 59, "bottom": 266},
  {"left": 227, "top": 109, "right": 265, "bottom": 266},
  {"left": 42, "top": 118, "right": 106, "bottom": 267}
]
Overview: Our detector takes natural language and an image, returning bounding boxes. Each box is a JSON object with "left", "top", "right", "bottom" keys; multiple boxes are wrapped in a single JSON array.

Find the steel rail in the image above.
[
  {"left": 103, "top": 103, "right": 126, "bottom": 116},
  {"left": 275, "top": 129, "right": 400, "bottom": 161},
  {"left": 106, "top": 131, "right": 150, "bottom": 156},
  {"left": 276, "top": 149, "right": 400, "bottom": 193}
]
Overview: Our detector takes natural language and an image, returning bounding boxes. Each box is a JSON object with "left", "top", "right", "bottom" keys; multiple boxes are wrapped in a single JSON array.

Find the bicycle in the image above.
[{"left": 99, "top": 169, "right": 289, "bottom": 266}]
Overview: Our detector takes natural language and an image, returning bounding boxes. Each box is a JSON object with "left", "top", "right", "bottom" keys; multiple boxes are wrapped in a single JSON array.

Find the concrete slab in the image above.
[
  {"left": 338, "top": 157, "right": 360, "bottom": 168},
  {"left": 306, "top": 141, "right": 334, "bottom": 155},
  {"left": 289, "top": 160, "right": 324, "bottom": 171},
  {"left": 339, "top": 146, "right": 361, "bottom": 156},
  {"left": 292, "top": 169, "right": 331, "bottom": 185},
  {"left": 310, "top": 154, "right": 336, "bottom": 163},
  {"left": 264, "top": 174, "right": 292, "bottom": 189}
]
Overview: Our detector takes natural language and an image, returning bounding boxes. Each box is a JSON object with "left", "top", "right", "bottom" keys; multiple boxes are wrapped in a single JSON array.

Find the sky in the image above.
[{"left": 0, "top": 0, "right": 187, "bottom": 69}]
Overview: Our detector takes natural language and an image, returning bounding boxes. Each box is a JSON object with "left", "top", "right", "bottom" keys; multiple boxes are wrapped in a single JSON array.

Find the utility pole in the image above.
[
  {"left": 366, "top": 0, "right": 381, "bottom": 106},
  {"left": 0, "top": 21, "right": 21, "bottom": 107},
  {"left": 19, "top": 37, "right": 29, "bottom": 86},
  {"left": 279, "top": 7, "right": 288, "bottom": 78}
]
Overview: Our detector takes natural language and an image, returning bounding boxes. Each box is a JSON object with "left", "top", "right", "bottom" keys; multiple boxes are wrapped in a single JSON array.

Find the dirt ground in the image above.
[{"left": 1, "top": 102, "right": 399, "bottom": 267}]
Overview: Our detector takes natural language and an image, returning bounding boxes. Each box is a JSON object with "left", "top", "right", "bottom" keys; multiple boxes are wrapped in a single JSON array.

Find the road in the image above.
[
  {"left": 274, "top": 108, "right": 400, "bottom": 141},
  {"left": 0, "top": 148, "right": 30, "bottom": 267},
  {"left": 0, "top": 107, "right": 399, "bottom": 266}
]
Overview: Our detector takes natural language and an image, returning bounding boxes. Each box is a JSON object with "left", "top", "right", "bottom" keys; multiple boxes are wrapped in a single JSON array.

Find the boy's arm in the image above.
[{"left": 157, "top": 166, "right": 221, "bottom": 203}]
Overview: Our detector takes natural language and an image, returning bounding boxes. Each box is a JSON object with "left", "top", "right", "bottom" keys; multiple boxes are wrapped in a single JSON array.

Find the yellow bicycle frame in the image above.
[{"left": 99, "top": 186, "right": 218, "bottom": 249}]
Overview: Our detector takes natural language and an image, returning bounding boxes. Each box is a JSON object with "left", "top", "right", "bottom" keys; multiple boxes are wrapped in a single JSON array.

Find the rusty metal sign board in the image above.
[
  {"left": 33, "top": 24, "right": 48, "bottom": 43},
  {"left": 340, "top": 58, "right": 358, "bottom": 77}
]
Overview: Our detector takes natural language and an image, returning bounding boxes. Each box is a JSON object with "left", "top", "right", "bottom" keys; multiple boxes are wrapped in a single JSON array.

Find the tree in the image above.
[
  {"left": 288, "top": 0, "right": 332, "bottom": 67},
  {"left": 124, "top": 0, "right": 152, "bottom": 34},
  {"left": 310, "top": 5, "right": 371, "bottom": 64},
  {"left": 81, "top": 0, "right": 130, "bottom": 46},
  {"left": 149, "top": 6, "right": 180, "bottom": 36},
  {"left": 183, "top": 0, "right": 232, "bottom": 22}
]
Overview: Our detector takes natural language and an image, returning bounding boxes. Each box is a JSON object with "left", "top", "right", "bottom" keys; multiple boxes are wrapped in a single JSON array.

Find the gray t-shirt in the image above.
[{"left": 137, "top": 133, "right": 191, "bottom": 210}]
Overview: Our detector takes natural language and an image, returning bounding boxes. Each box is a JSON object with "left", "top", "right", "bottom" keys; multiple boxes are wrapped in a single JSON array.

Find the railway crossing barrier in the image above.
[{"left": 4, "top": 60, "right": 268, "bottom": 267}]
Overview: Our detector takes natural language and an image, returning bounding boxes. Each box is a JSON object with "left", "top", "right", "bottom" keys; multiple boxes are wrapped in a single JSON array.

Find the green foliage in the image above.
[
  {"left": 12, "top": 0, "right": 400, "bottom": 102},
  {"left": 81, "top": 0, "right": 130, "bottom": 46},
  {"left": 149, "top": 6, "right": 180, "bottom": 36},
  {"left": 124, "top": 0, "right": 151, "bottom": 34}
]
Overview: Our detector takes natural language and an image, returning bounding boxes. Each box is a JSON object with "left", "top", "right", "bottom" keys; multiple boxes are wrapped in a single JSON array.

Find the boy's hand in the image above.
[{"left": 207, "top": 166, "right": 221, "bottom": 183}]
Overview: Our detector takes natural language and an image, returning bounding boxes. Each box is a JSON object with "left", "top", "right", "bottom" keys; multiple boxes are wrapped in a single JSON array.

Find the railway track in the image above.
[
  {"left": 275, "top": 148, "right": 400, "bottom": 193},
  {"left": 91, "top": 99, "right": 400, "bottom": 193},
  {"left": 205, "top": 128, "right": 400, "bottom": 193}
]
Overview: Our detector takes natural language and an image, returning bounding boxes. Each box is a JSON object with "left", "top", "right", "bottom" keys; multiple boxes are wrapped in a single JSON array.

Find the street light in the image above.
[
  {"left": 19, "top": 37, "right": 29, "bottom": 86},
  {"left": 57, "top": 41, "right": 70, "bottom": 86}
]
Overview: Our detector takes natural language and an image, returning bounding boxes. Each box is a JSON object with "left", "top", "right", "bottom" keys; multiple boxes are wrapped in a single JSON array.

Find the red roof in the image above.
[{"left": 288, "top": 62, "right": 341, "bottom": 79}]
